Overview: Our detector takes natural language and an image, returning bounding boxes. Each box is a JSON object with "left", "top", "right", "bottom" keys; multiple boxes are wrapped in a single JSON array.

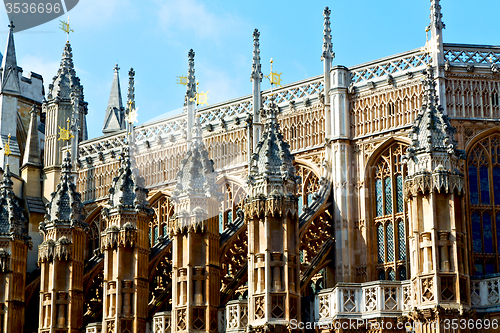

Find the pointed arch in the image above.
[
  {"left": 365, "top": 137, "right": 409, "bottom": 281},
  {"left": 466, "top": 131, "right": 500, "bottom": 276}
]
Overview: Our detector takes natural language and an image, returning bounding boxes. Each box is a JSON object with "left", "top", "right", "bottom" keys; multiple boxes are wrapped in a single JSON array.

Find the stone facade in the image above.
[{"left": 0, "top": 1, "right": 499, "bottom": 333}]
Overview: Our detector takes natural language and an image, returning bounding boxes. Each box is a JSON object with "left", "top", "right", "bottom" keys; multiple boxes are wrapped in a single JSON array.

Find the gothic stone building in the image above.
[{"left": 1, "top": 1, "right": 500, "bottom": 332}]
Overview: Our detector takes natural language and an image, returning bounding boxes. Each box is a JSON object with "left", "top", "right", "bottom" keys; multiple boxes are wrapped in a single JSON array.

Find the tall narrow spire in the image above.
[
  {"left": 251, "top": 29, "right": 262, "bottom": 82},
  {"left": 186, "top": 49, "right": 196, "bottom": 141},
  {"left": 186, "top": 49, "right": 196, "bottom": 101},
  {"left": 102, "top": 64, "right": 125, "bottom": 134},
  {"left": 1, "top": 21, "right": 20, "bottom": 93},
  {"left": 321, "top": 7, "right": 334, "bottom": 63},
  {"left": 125, "top": 68, "right": 135, "bottom": 145},
  {"left": 127, "top": 67, "right": 135, "bottom": 112},
  {"left": 22, "top": 105, "right": 41, "bottom": 167},
  {"left": 251, "top": 29, "right": 263, "bottom": 152}
]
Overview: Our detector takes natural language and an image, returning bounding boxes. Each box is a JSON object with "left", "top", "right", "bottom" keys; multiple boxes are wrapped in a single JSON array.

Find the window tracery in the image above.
[
  {"left": 371, "top": 143, "right": 409, "bottom": 281},
  {"left": 149, "top": 195, "right": 174, "bottom": 247},
  {"left": 296, "top": 165, "right": 320, "bottom": 215},
  {"left": 467, "top": 134, "right": 500, "bottom": 275}
]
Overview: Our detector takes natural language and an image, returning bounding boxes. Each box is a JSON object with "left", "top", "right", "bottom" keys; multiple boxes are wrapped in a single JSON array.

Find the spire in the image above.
[
  {"left": 186, "top": 49, "right": 196, "bottom": 141},
  {"left": 0, "top": 165, "right": 28, "bottom": 240},
  {"left": 41, "top": 152, "right": 85, "bottom": 230},
  {"left": 172, "top": 116, "right": 218, "bottom": 199},
  {"left": 404, "top": 68, "right": 464, "bottom": 195},
  {"left": 107, "top": 148, "right": 150, "bottom": 212},
  {"left": 429, "top": 0, "right": 445, "bottom": 32},
  {"left": 102, "top": 64, "right": 125, "bottom": 134},
  {"left": 247, "top": 97, "right": 299, "bottom": 197},
  {"left": 1, "top": 21, "right": 20, "bottom": 94},
  {"left": 186, "top": 49, "right": 196, "bottom": 100},
  {"left": 47, "top": 42, "right": 80, "bottom": 101},
  {"left": 22, "top": 105, "right": 41, "bottom": 167},
  {"left": 127, "top": 67, "right": 135, "bottom": 112},
  {"left": 251, "top": 29, "right": 262, "bottom": 82},
  {"left": 321, "top": 7, "right": 334, "bottom": 63},
  {"left": 171, "top": 115, "right": 220, "bottom": 233}
]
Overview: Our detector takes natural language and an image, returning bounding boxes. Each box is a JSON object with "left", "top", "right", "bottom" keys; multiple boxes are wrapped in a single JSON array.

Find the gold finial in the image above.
[
  {"left": 126, "top": 107, "right": 139, "bottom": 124},
  {"left": 59, "top": 17, "right": 74, "bottom": 41},
  {"left": 265, "top": 58, "right": 282, "bottom": 88},
  {"left": 4, "top": 134, "right": 11, "bottom": 156},
  {"left": 176, "top": 75, "right": 188, "bottom": 85},
  {"left": 58, "top": 118, "right": 74, "bottom": 141},
  {"left": 188, "top": 81, "right": 210, "bottom": 106}
]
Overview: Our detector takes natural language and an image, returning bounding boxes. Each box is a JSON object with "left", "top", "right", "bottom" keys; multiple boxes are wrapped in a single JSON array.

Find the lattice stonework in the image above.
[
  {"left": 365, "top": 287, "right": 377, "bottom": 312},
  {"left": 467, "top": 134, "right": 500, "bottom": 276},
  {"left": 350, "top": 50, "right": 431, "bottom": 85},
  {"left": 445, "top": 79, "right": 500, "bottom": 119},
  {"left": 271, "top": 295, "right": 285, "bottom": 319},
  {"left": 254, "top": 296, "right": 265, "bottom": 320},
  {"left": 342, "top": 289, "right": 356, "bottom": 312},
  {"left": 318, "top": 294, "right": 330, "bottom": 318},
  {"left": 350, "top": 82, "right": 423, "bottom": 137},
  {"left": 372, "top": 142, "right": 409, "bottom": 280}
]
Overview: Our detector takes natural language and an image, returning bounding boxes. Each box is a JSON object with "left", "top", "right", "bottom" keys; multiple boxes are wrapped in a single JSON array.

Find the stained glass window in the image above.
[
  {"left": 372, "top": 143, "right": 408, "bottom": 281},
  {"left": 480, "top": 166, "right": 490, "bottom": 204},
  {"left": 483, "top": 212, "right": 493, "bottom": 253},
  {"left": 467, "top": 136, "right": 500, "bottom": 276},
  {"left": 384, "top": 178, "right": 392, "bottom": 215},
  {"left": 388, "top": 269, "right": 396, "bottom": 281},
  {"left": 472, "top": 212, "right": 482, "bottom": 253},
  {"left": 387, "top": 222, "right": 394, "bottom": 262},
  {"left": 219, "top": 212, "right": 223, "bottom": 232},
  {"left": 298, "top": 196, "right": 303, "bottom": 216},
  {"left": 398, "top": 220, "right": 406, "bottom": 261},
  {"left": 163, "top": 224, "right": 168, "bottom": 238},
  {"left": 227, "top": 210, "right": 232, "bottom": 225},
  {"left": 469, "top": 167, "right": 479, "bottom": 205},
  {"left": 377, "top": 224, "right": 385, "bottom": 264},
  {"left": 153, "top": 226, "right": 158, "bottom": 245},
  {"left": 376, "top": 179, "right": 383, "bottom": 217},
  {"left": 399, "top": 267, "right": 407, "bottom": 280},
  {"left": 378, "top": 270, "right": 385, "bottom": 281},
  {"left": 396, "top": 175, "right": 404, "bottom": 213}
]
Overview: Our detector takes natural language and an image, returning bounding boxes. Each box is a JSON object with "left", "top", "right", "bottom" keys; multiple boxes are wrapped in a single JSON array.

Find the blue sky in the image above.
[{"left": 0, "top": 0, "right": 498, "bottom": 140}]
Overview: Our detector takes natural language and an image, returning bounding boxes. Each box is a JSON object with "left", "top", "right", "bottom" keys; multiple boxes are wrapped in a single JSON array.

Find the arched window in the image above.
[
  {"left": 149, "top": 195, "right": 174, "bottom": 247},
  {"left": 372, "top": 142, "right": 409, "bottom": 280},
  {"left": 467, "top": 135, "right": 500, "bottom": 276},
  {"left": 295, "top": 165, "right": 320, "bottom": 216}
]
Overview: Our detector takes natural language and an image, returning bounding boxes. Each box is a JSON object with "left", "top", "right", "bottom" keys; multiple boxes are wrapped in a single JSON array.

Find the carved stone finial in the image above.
[
  {"left": 321, "top": 6, "right": 334, "bottom": 62},
  {"left": 430, "top": 0, "right": 445, "bottom": 31},
  {"left": 186, "top": 49, "right": 196, "bottom": 99},
  {"left": 251, "top": 29, "right": 263, "bottom": 82}
]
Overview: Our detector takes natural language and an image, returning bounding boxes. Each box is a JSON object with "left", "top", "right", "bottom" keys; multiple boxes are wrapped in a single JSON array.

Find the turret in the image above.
[
  {"left": 246, "top": 97, "right": 301, "bottom": 329},
  {"left": 38, "top": 152, "right": 87, "bottom": 333},
  {"left": 0, "top": 165, "right": 31, "bottom": 332},
  {"left": 169, "top": 115, "right": 221, "bottom": 333},
  {"left": 43, "top": 42, "right": 88, "bottom": 201},
  {"left": 100, "top": 147, "right": 153, "bottom": 333}
]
